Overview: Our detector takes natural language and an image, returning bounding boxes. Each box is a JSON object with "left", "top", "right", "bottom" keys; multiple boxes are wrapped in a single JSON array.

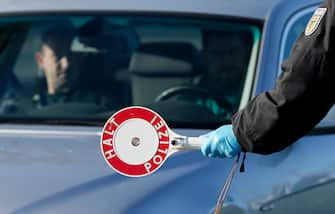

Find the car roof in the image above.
[{"left": 1, "top": 0, "right": 282, "bottom": 20}]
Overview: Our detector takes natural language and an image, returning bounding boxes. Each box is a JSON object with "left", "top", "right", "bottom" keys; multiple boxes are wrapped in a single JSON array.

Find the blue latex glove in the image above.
[{"left": 200, "top": 125, "right": 241, "bottom": 158}]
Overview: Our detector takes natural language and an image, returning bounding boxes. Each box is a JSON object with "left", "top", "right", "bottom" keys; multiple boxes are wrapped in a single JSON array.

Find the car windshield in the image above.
[{"left": 0, "top": 15, "right": 260, "bottom": 127}]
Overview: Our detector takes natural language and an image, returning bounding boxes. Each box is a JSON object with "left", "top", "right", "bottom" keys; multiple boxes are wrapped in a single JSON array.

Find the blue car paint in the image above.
[
  {"left": 0, "top": 0, "right": 335, "bottom": 213},
  {"left": 0, "top": 0, "right": 278, "bottom": 20}
]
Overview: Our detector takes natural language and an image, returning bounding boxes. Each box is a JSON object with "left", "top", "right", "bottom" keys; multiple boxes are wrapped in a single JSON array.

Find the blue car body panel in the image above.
[
  {"left": 0, "top": 0, "right": 334, "bottom": 213},
  {"left": 0, "top": 0, "right": 279, "bottom": 20}
]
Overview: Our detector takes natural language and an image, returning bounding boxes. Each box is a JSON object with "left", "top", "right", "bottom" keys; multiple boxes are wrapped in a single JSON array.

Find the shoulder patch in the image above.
[{"left": 305, "top": 7, "right": 327, "bottom": 36}]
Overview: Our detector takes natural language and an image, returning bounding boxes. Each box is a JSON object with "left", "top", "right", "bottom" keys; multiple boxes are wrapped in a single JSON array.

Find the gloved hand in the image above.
[{"left": 200, "top": 125, "right": 241, "bottom": 158}]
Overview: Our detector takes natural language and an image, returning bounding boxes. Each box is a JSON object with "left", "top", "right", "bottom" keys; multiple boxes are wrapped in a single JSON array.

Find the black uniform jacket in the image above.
[{"left": 232, "top": 0, "right": 335, "bottom": 154}]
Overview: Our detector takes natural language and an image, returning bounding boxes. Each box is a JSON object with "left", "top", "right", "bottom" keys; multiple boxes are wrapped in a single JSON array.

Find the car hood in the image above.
[
  {"left": 0, "top": 124, "right": 333, "bottom": 214},
  {"left": 0, "top": 124, "right": 233, "bottom": 214}
]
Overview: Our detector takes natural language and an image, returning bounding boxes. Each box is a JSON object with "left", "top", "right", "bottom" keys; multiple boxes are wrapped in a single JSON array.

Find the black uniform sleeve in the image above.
[{"left": 231, "top": 0, "right": 335, "bottom": 154}]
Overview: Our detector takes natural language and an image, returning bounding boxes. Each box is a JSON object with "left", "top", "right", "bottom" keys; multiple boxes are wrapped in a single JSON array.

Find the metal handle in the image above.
[
  {"left": 185, "top": 137, "right": 203, "bottom": 149},
  {"left": 171, "top": 136, "right": 204, "bottom": 150}
]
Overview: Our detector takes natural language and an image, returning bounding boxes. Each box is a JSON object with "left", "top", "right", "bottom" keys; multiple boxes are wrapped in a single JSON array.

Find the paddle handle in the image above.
[{"left": 172, "top": 136, "right": 204, "bottom": 150}]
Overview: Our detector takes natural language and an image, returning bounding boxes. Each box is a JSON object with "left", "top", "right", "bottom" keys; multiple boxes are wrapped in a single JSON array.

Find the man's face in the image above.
[{"left": 36, "top": 44, "right": 75, "bottom": 94}]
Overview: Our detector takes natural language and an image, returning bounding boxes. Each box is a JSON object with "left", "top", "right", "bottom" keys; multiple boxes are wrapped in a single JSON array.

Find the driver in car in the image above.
[{"left": 34, "top": 21, "right": 103, "bottom": 107}]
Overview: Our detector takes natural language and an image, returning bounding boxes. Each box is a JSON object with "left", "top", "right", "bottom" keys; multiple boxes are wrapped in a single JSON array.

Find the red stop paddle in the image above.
[{"left": 100, "top": 106, "right": 204, "bottom": 177}]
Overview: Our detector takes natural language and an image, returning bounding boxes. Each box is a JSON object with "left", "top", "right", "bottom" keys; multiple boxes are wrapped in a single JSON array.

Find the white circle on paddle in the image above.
[{"left": 113, "top": 118, "right": 159, "bottom": 165}]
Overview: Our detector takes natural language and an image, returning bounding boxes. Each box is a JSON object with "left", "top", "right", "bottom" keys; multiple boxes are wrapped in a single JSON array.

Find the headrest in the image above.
[
  {"left": 129, "top": 42, "right": 203, "bottom": 77},
  {"left": 76, "top": 17, "right": 137, "bottom": 53}
]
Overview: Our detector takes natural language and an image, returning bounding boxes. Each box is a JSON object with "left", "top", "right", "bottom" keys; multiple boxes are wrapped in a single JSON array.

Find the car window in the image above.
[
  {"left": 280, "top": 8, "right": 335, "bottom": 125},
  {"left": 0, "top": 15, "right": 260, "bottom": 127},
  {"left": 282, "top": 13, "right": 311, "bottom": 60}
]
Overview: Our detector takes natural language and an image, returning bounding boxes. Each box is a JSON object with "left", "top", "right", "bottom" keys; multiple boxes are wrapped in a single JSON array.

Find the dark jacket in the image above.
[{"left": 232, "top": 0, "right": 335, "bottom": 154}]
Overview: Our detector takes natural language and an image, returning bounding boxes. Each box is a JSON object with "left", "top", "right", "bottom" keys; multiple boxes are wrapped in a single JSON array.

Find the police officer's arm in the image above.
[
  {"left": 200, "top": 0, "right": 335, "bottom": 158},
  {"left": 231, "top": 0, "right": 335, "bottom": 154}
]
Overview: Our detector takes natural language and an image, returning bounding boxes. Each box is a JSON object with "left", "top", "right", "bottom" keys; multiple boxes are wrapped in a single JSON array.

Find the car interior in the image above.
[{"left": 0, "top": 15, "right": 256, "bottom": 127}]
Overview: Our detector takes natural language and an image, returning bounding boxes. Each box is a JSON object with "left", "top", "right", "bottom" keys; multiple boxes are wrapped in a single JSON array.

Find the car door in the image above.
[{"left": 251, "top": 0, "right": 335, "bottom": 213}]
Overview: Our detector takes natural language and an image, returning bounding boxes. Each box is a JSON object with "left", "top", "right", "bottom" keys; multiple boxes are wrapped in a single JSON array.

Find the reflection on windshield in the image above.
[{"left": 0, "top": 15, "right": 259, "bottom": 127}]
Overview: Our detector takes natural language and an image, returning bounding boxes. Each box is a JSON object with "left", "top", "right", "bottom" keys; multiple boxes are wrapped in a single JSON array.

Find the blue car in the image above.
[{"left": 0, "top": 0, "right": 333, "bottom": 213}]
